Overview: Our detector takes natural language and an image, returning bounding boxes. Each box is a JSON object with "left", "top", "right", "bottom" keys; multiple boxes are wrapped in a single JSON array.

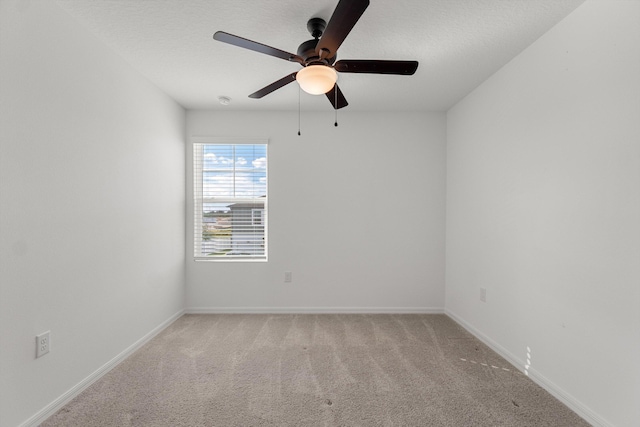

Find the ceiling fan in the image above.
[{"left": 213, "top": 0, "right": 418, "bottom": 109}]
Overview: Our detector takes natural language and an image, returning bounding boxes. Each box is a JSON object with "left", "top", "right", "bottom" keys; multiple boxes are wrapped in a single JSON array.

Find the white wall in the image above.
[
  {"left": 0, "top": 1, "right": 185, "bottom": 426},
  {"left": 186, "top": 110, "right": 446, "bottom": 312},
  {"left": 445, "top": 1, "right": 640, "bottom": 426}
]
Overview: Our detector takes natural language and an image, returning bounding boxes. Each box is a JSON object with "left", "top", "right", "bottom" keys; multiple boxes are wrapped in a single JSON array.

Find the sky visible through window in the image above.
[{"left": 202, "top": 144, "right": 267, "bottom": 211}]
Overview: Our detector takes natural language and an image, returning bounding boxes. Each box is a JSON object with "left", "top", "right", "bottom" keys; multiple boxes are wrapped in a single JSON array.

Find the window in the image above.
[
  {"left": 193, "top": 139, "right": 268, "bottom": 260},
  {"left": 252, "top": 208, "right": 264, "bottom": 225}
]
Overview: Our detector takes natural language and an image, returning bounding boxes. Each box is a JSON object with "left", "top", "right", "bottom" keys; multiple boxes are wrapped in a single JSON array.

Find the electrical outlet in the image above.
[
  {"left": 36, "top": 331, "right": 50, "bottom": 358},
  {"left": 284, "top": 271, "right": 292, "bottom": 283},
  {"left": 480, "top": 288, "right": 487, "bottom": 303}
]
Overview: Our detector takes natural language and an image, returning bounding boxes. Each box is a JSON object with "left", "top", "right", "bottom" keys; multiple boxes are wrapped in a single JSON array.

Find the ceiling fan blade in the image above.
[
  {"left": 316, "top": 0, "right": 369, "bottom": 59},
  {"left": 214, "top": 31, "right": 304, "bottom": 64},
  {"left": 335, "top": 60, "right": 419, "bottom": 75},
  {"left": 325, "top": 84, "right": 348, "bottom": 109},
  {"left": 249, "top": 72, "right": 298, "bottom": 99}
]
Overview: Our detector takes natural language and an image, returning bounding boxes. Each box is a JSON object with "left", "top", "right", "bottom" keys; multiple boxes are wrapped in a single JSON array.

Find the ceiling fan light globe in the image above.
[{"left": 296, "top": 65, "right": 337, "bottom": 95}]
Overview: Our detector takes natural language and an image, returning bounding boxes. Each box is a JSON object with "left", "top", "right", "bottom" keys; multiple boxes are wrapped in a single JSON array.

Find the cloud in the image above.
[
  {"left": 203, "top": 172, "right": 266, "bottom": 198},
  {"left": 252, "top": 157, "right": 266, "bottom": 168},
  {"left": 203, "top": 152, "right": 233, "bottom": 166}
]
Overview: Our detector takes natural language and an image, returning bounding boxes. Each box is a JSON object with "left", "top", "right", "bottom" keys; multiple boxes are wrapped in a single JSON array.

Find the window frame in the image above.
[{"left": 192, "top": 136, "right": 268, "bottom": 262}]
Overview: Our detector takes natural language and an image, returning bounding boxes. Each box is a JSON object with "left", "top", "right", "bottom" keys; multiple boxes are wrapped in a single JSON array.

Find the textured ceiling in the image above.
[{"left": 56, "top": 0, "right": 585, "bottom": 112}]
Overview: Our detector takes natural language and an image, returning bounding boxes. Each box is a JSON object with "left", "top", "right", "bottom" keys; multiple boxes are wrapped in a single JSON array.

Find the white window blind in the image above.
[{"left": 193, "top": 140, "right": 268, "bottom": 260}]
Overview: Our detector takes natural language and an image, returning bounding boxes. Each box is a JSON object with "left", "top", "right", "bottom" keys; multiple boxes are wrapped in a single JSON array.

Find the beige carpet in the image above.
[{"left": 41, "top": 314, "right": 589, "bottom": 426}]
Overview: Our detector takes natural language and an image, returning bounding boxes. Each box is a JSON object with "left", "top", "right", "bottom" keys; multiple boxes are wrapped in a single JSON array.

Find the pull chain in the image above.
[
  {"left": 297, "top": 85, "right": 301, "bottom": 136},
  {"left": 334, "top": 85, "right": 338, "bottom": 127}
]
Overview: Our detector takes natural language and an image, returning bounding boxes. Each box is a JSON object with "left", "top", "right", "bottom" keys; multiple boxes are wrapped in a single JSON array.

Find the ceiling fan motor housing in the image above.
[{"left": 297, "top": 18, "right": 336, "bottom": 65}]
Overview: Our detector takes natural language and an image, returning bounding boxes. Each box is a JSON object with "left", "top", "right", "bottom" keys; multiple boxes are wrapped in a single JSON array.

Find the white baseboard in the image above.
[
  {"left": 20, "top": 309, "right": 185, "bottom": 427},
  {"left": 445, "top": 309, "right": 611, "bottom": 427},
  {"left": 186, "top": 306, "right": 444, "bottom": 314}
]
